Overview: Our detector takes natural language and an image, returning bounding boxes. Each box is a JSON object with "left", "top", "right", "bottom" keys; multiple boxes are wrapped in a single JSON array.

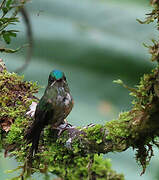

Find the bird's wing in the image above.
[
  {"left": 34, "top": 99, "right": 54, "bottom": 126},
  {"left": 25, "top": 99, "right": 54, "bottom": 155},
  {"left": 26, "top": 99, "right": 54, "bottom": 139}
]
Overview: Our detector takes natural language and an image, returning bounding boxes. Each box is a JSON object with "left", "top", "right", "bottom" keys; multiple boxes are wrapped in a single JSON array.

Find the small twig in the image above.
[
  {"left": 0, "top": 0, "right": 6, "bottom": 10},
  {"left": 87, "top": 154, "right": 94, "bottom": 180},
  {"left": 15, "top": 7, "right": 33, "bottom": 73}
]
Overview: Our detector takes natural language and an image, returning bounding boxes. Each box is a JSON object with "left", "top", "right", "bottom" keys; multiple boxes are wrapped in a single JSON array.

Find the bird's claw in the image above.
[{"left": 56, "top": 123, "right": 72, "bottom": 136}]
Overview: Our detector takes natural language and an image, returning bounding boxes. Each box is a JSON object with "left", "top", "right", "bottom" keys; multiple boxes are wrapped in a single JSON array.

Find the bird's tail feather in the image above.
[{"left": 25, "top": 122, "right": 43, "bottom": 156}]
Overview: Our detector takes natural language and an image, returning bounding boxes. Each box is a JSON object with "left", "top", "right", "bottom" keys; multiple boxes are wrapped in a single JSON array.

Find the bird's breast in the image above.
[
  {"left": 56, "top": 92, "right": 73, "bottom": 114},
  {"left": 49, "top": 87, "right": 73, "bottom": 126}
]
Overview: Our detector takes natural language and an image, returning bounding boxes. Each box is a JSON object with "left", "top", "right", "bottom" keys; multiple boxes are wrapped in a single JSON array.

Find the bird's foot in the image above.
[
  {"left": 52, "top": 123, "right": 72, "bottom": 136},
  {"left": 53, "top": 123, "right": 96, "bottom": 149}
]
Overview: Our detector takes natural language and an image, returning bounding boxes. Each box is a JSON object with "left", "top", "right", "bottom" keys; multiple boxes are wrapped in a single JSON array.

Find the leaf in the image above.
[
  {"left": 0, "top": 46, "right": 22, "bottom": 53},
  {"left": 9, "top": 32, "right": 16, "bottom": 37},
  {"left": 8, "top": 30, "right": 18, "bottom": 37},
  {"left": 113, "top": 79, "right": 123, "bottom": 85},
  {"left": 2, "top": 32, "right": 11, "bottom": 44},
  {"left": 6, "top": 0, "right": 13, "bottom": 8},
  {"left": 2, "top": 7, "right": 8, "bottom": 14},
  {"left": 1, "top": 30, "right": 18, "bottom": 44}
]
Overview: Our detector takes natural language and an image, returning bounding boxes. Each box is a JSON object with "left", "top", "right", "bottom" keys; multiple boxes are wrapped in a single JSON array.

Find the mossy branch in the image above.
[
  {"left": 0, "top": 60, "right": 124, "bottom": 180},
  {"left": 1, "top": 60, "right": 159, "bottom": 179}
]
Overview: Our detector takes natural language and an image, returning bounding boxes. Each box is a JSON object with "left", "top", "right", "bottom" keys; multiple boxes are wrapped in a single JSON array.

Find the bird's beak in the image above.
[{"left": 50, "top": 81, "right": 56, "bottom": 87}]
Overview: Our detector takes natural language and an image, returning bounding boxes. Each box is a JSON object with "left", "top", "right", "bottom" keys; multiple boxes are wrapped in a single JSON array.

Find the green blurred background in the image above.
[{"left": 1, "top": 0, "right": 159, "bottom": 179}]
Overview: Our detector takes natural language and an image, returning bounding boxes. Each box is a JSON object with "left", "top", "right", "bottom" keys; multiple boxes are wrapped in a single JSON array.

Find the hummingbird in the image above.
[{"left": 25, "top": 70, "right": 74, "bottom": 155}]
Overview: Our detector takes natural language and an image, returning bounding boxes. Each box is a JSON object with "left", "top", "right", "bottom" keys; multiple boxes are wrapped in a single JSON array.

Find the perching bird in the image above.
[{"left": 25, "top": 70, "right": 74, "bottom": 155}]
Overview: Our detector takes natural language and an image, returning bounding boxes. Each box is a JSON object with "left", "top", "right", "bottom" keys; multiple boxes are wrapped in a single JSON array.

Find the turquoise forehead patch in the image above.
[{"left": 51, "top": 70, "right": 63, "bottom": 80}]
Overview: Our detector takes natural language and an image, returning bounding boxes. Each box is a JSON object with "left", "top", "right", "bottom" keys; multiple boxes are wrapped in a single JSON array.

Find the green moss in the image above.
[
  {"left": 91, "top": 155, "right": 124, "bottom": 180},
  {"left": 37, "top": 150, "right": 124, "bottom": 180},
  {"left": 0, "top": 70, "right": 39, "bottom": 152},
  {"left": 7, "top": 125, "right": 123, "bottom": 179},
  {"left": 105, "top": 112, "right": 131, "bottom": 141},
  {"left": 112, "top": 68, "right": 159, "bottom": 171},
  {"left": 84, "top": 124, "right": 104, "bottom": 144}
]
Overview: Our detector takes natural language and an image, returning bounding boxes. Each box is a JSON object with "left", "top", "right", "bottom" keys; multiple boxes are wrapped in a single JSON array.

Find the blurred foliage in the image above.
[{"left": 0, "top": 0, "right": 27, "bottom": 53}]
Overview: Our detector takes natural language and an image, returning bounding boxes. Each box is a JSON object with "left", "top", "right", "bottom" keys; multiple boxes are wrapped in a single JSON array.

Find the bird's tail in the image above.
[{"left": 25, "top": 122, "right": 43, "bottom": 156}]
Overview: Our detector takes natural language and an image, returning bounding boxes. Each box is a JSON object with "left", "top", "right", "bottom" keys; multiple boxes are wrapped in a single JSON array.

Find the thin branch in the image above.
[
  {"left": 0, "top": 0, "right": 6, "bottom": 10},
  {"left": 15, "top": 7, "right": 33, "bottom": 73}
]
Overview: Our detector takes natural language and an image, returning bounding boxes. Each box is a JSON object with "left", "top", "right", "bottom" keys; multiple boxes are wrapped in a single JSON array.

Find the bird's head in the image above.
[{"left": 48, "top": 70, "right": 67, "bottom": 87}]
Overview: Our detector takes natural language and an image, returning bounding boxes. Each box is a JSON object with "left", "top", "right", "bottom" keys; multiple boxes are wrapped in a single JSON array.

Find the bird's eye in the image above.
[{"left": 51, "top": 75, "right": 56, "bottom": 81}]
